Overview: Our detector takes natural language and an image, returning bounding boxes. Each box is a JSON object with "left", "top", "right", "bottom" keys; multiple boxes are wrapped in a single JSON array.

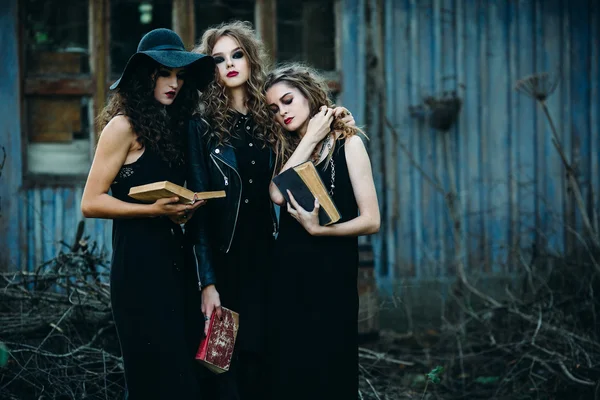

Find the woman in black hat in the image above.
[
  {"left": 185, "top": 21, "right": 354, "bottom": 399},
  {"left": 81, "top": 28, "right": 214, "bottom": 399}
]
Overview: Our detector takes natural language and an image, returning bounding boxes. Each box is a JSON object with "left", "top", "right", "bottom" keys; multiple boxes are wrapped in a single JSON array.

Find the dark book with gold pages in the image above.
[
  {"left": 272, "top": 161, "right": 341, "bottom": 226},
  {"left": 128, "top": 181, "right": 226, "bottom": 205},
  {"left": 195, "top": 307, "right": 239, "bottom": 374}
]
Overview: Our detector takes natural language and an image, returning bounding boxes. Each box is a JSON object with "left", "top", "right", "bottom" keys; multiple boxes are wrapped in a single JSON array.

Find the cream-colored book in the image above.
[{"left": 128, "top": 181, "right": 226, "bottom": 205}]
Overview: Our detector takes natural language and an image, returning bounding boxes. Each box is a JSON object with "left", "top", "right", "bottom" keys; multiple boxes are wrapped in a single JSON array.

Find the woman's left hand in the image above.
[
  {"left": 169, "top": 199, "right": 206, "bottom": 225},
  {"left": 286, "top": 190, "right": 322, "bottom": 236},
  {"left": 333, "top": 107, "right": 355, "bottom": 126}
]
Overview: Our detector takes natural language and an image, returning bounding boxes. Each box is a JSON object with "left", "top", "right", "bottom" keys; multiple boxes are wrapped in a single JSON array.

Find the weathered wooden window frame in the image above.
[
  {"left": 172, "top": 0, "right": 342, "bottom": 92},
  {"left": 21, "top": 0, "right": 341, "bottom": 185},
  {"left": 252, "top": 0, "right": 342, "bottom": 94},
  {"left": 20, "top": 0, "right": 109, "bottom": 186}
]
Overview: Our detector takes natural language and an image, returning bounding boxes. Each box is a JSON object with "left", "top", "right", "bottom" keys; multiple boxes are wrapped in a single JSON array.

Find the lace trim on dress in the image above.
[{"left": 113, "top": 165, "right": 135, "bottom": 184}]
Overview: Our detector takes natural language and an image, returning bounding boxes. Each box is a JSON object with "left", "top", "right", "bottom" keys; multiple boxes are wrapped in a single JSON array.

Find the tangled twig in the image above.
[{"left": 0, "top": 224, "right": 124, "bottom": 400}]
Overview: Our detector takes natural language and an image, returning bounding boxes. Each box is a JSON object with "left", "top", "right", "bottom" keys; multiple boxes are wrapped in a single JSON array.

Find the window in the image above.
[
  {"left": 195, "top": 0, "right": 255, "bottom": 33},
  {"left": 20, "top": 0, "right": 342, "bottom": 182},
  {"left": 110, "top": 0, "right": 173, "bottom": 79},
  {"left": 194, "top": 0, "right": 341, "bottom": 97},
  {"left": 276, "top": 0, "right": 336, "bottom": 71},
  {"left": 23, "top": 0, "right": 93, "bottom": 177},
  {"left": 276, "top": 0, "right": 339, "bottom": 97}
]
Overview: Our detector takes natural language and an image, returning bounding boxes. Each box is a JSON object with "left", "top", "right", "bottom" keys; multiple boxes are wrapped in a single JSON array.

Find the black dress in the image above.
[
  {"left": 209, "top": 113, "right": 275, "bottom": 399},
  {"left": 110, "top": 148, "right": 203, "bottom": 400},
  {"left": 269, "top": 139, "right": 359, "bottom": 400}
]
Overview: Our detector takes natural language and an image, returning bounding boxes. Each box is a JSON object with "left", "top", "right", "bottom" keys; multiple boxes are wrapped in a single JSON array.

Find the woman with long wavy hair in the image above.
[
  {"left": 185, "top": 21, "right": 279, "bottom": 399},
  {"left": 186, "top": 21, "right": 354, "bottom": 399},
  {"left": 265, "top": 63, "right": 380, "bottom": 400},
  {"left": 81, "top": 29, "right": 214, "bottom": 399}
]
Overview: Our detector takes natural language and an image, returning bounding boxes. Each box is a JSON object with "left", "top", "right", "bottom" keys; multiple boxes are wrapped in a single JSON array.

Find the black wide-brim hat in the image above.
[{"left": 110, "top": 28, "right": 215, "bottom": 90}]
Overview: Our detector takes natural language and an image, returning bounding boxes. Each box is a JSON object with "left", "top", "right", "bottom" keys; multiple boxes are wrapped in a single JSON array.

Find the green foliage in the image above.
[
  {"left": 34, "top": 31, "right": 49, "bottom": 45},
  {"left": 422, "top": 366, "right": 444, "bottom": 399},
  {"left": 426, "top": 366, "right": 444, "bottom": 384}
]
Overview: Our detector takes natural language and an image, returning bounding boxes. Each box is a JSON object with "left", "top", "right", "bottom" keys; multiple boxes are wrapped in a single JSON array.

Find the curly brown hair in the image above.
[
  {"left": 264, "top": 63, "right": 363, "bottom": 166},
  {"left": 193, "top": 20, "right": 279, "bottom": 149},
  {"left": 98, "top": 57, "right": 200, "bottom": 164}
]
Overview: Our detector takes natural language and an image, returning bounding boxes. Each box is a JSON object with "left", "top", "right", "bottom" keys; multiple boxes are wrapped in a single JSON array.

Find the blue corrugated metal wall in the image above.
[
  {"left": 0, "top": 0, "right": 24, "bottom": 271},
  {"left": 17, "top": 187, "right": 112, "bottom": 272},
  {"left": 351, "top": 0, "right": 600, "bottom": 287},
  {"left": 0, "top": 0, "right": 113, "bottom": 273},
  {"left": 3, "top": 0, "right": 598, "bottom": 284}
]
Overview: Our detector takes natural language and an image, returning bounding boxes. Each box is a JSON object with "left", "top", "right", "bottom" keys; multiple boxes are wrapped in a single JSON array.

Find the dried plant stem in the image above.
[
  {"left": 384, "top": 118, "right": 445, "bottom": 194},
  {"left": 1, "top": 306, "right": 74, "bottom": 390},
  {"left": 0, "top": 145, "right": 6, "bottom": 179},
  {"left": 557, "top": 360, "right": 595, "bottom": 386},
  {"left": 421, "top": 381, "right": 429, "bottom": 400},
  {"left": 359, "top": 347, "right": 415, "bottom": 366},
  {"left": 442, "top": 134, "right": 501, "bottom": 307},
  {"left": 385, "top": 117, "right": 501, "bottom": 308},
  {"left": 539, "top": 101, "right": 600, "bottom": 248},
  {"left": 365, "top": 377, "right": 382, "bottom": 400}
]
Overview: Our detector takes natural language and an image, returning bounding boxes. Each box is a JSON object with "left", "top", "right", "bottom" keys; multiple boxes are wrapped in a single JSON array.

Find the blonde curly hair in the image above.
[
  {"left": 264, "top": 63, "right": 362, "bottom": 166},
  {"left": 193, "top": 21, "right": 279, "bottom": 149}
]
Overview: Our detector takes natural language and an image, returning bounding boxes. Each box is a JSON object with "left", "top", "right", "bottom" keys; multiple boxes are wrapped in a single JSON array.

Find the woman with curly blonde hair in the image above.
[
  {"left": 185, "top": 21, "right": 354, "bottom": 399},
  {"left": 185, "top": 21, "right": 273, "bottom": 399},
  {"left": 265, "top": 63, "right": 380, "bottom": 400}
]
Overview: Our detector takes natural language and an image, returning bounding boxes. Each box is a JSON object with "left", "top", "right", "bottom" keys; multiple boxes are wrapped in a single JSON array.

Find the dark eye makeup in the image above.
[
  {"left": 213, "top": 49, "right": 244, "bottom": 64},
  {"left": 158, "top": 68, "right": 185, "bottom": 79}
]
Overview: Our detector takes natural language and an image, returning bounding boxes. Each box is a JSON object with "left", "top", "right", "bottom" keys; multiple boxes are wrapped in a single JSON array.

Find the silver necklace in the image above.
[{"left": 314, "top": 135, "right": 336, "bottom": 196}]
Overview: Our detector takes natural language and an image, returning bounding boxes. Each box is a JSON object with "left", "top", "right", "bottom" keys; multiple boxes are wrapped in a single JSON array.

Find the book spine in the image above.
[{"left": 197, "top": 314, "right": 216, "bottom": 360}]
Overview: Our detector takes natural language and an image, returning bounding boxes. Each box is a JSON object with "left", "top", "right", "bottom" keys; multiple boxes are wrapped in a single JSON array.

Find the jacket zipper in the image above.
[
  {"left": 210, "top": 153, "right": 242, "bottom": 253},
  {"left": 192, "top": 244, "right": 202, "bottom": 291},
  {"left": 268, "top": 151, "right": 279, "bottom": 237},
  {"left": 210, "top": 154, "right": 229, "bottom": 186}
]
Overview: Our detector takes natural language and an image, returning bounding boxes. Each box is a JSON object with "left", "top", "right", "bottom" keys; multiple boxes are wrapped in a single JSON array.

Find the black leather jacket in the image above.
[{"left": 185, "top": 117, "right": 278, "bottom": 290}]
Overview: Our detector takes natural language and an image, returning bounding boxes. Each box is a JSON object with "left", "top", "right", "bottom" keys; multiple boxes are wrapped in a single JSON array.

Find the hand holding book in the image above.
[
  {"left": 128, "top": 181, "right": 226, "bottom": 205},
  {"left": 196, "top": 307, "right": 239, "bottom": 374},
  {"left": 161, "top": 196, "right": 205, "bottom": 225},
  {"left": 272, "top": 161, "right": 341, "bottom": 226},
  {"left": 128, "top": 181, "right": 226, "bottom": 223},
  {"left": 286, "top": 190, "right": 323, "bottom": 236}
]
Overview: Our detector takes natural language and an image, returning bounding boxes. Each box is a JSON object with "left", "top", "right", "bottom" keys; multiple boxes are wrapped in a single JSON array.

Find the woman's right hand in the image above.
[
  {"left": 162, "top": 197, "right": 206, "bottom": 224},
  {"left": 150, "top": 196, "right": 190, "bottom": 217},
  {"left": 305, "top": 106, "right": 334, "bottom": 144},
  {"left": 201, "top": 285, "right": 222, "bottom": 335}
]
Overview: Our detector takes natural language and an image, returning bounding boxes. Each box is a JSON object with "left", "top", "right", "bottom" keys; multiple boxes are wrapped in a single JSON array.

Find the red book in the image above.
[{"left": 195, "top": 307, "right": 239, "bottom": 373}]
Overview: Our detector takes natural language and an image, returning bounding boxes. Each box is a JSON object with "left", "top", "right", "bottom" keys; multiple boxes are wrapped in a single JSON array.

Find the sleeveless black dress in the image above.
[
  {"left": 110, "top": 148, "right": 203, "bottom": 400},
  {"left": 268, "top": 139, "right": 359, "bottom": 400}
]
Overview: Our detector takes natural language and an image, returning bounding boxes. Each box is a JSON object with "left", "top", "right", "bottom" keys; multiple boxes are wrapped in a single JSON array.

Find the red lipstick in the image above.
[
  {"left": 227, "top": 71, "right": 239, "bottom": 78},
  {"left": 284, "top": 117, "right": 293, "bottom": 125},
  {"left": 166, "top": 90, "right": 176, "bottom": 99}
]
